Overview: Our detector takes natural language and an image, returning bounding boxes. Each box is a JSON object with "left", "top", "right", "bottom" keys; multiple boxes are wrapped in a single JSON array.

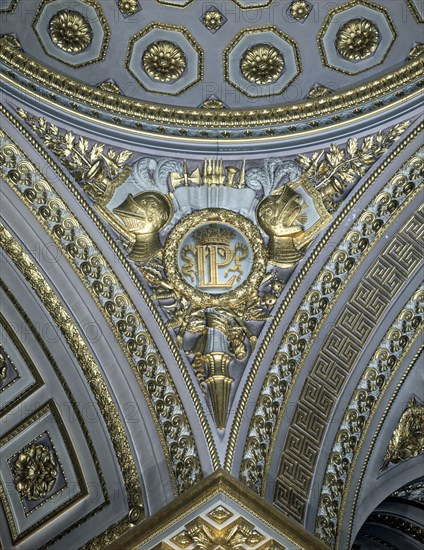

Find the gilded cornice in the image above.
[
  {"left": 345, "top": 348, "right": 424, "bottom": 548},
  {"left": 0, "top": 35, "right": 422, "bottom": 137},
  {"left": 107, "top": 470, "right": 329, "bottom": 550},
  {"left": 0, "top": 118, "right": 218, "bottom": 490},
  {"left": 0, "top": 226, "right": 141, "bottom": 542},
  {"left": 315, "top": 284, "right": 423, "bottom": 546},
  {"left": 233, "top": 129, "right": 423, "bottom": 482}
]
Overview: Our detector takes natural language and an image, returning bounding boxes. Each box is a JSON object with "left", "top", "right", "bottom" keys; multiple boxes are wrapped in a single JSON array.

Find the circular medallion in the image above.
[{"left": 164, "top": 209, "right": 266, "bottom": 307}]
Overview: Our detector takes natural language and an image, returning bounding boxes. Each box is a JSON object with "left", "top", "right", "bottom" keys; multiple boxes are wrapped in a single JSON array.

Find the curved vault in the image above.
[{"left": 0, "top": 1, "right": 423, "bottom": 549}]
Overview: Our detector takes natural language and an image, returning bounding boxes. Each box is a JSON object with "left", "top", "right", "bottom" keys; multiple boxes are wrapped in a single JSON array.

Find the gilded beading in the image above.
[
  {"left": 164, "top": 209, "right": 267, "bottom": 309},
  {"left": 104, "top": 470, "right": 326, "bottom": 550},
  {"left": 406, "top": 0, "right": 424, "bottom": 23},
  {"left": 15, "top": 109, "right": 132, "bottom": 205},
  {"left": 315, "top": 286, "right": 423, "bottom": 545},
  {"left": 0, "top": 403, "right": 85, "bottom": 542},
  {"left": 33, "top": 0, "right": 110, "bottom": 70},
  {"left": 0, "top": 353, "right": 7, "bottom": 385},
  {"left": 126, "top": 23, "right": 202, "bottom": 97},
  {"left": 366, "top": 515, "right": 424, "bottom": 542},
  {"left": 317, "top": 1, "right": 397, "bottom": 77},
  {"left": 336, "top": 19, "right": 380, "bottom": 61},
  {"left": 0, "top": 0, "right": 19, "bottom": 12},
  {"left": 391, "top": 480, "right": 424, "bottom": 502},
  {"left": 270, "top": 172, "right": 423, "bottom": 525},
  {"left": 0, "top": 227, "right": 142, "bottom": 538},
  {"left": 3, "top": 105, "right": 218, "bottom": 474},
  {"left": 168, "top": 516, "right": 274, "bottom": 549},
  {"left": 225, "top": 123, "right": 417, "bottom": 470},
  {"left": 153, "top": 208, "right": 271, "bottom": 428},
  {"left": 0, "top": 34, "right": 421, "bottom": 131},
  {"left": 0, "top": 124, "right": 209, "bottom": 493},
  {"left": 235, "top": 138, "right": 421, "bottom": 488},
  {"left": 230, "top": 0, "right": 273, "bottom": 8},
  {"left": 49, "top": 10, "right": 92, "bottom": 53},
  {"left": 224, "top": 26, "right": 300, "bottom": 99}
]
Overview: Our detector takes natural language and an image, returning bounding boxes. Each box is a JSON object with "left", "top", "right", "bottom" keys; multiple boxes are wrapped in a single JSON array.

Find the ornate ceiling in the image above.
[{"left": 0, "top": 1, "right": 423, "bottom": 549}]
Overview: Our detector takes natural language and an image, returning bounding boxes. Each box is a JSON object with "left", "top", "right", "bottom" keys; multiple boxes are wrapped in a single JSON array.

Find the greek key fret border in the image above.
[
  {"left": 227, "top": 123, "right": 423, "bottom": 470},
  {"left": 275, "top": 208, "right": 423, "bottom": 521},
  {"left": 239, "top": 143, "right": 424, "bottom": 497},
  {"left": 314, "top": 284, "right": 423, "bottom": 547},
  {"left": 0, "top": 129, "right": 205, "bottom": 494}
]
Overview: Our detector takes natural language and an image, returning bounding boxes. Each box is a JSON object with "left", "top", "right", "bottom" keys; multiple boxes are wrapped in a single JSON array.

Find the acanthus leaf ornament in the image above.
[
  {"left": 0, "top": 352, "right": 7, "bottom": 385},
  {"left": 15, "top": 109, "right": 132, "bottom": 206},
  {"left": 142, "top": 41, "right": 187, "bottom": 83},
  {"left": 335, "top": 18, "right": 380, "bottom": 61},
  {"left": 94, "top": 155, "right": 332, "bottom": 429},
  {"left": 12, "top": 443, "right": 58, "bottom": 501},
  {"left": 315, "top": 286, "right": 423, "bottom": 545},
  {"left": 0, "top": 130, "right": 205, "bottom": 496},
  {"left": 381, "top": 396, "right": 424, "bottom": 470},
  {"left": 240, "top": 142, "right": 420, "bottom": 501},
  {"left": 14, "top": 108, "right": 412, "bottom": 433},
  {"left": 49, "top": 10, "right": 93, "bottom": 54},
  {"left": 240, "top": 44, "right": 285, "bottom": 85}
]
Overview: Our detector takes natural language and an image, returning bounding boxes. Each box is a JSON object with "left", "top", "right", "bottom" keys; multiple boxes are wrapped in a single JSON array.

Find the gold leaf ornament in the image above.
[
  {"left": 289, "top": 0, "right": 311, "bottom": 20},
  {"left": 49, "top": 10, "right": 92, "bottom": 54},
  {"left": 203, "top": 10, "right": 224, "bottom": 31},
  {"left": 13, "top": 443, "right": 58, "bottom": 501},
  {"left": 336, "top": 18, "right": 380, "bottom": 61},
  {"left": 0, "top": 354, "right": 6, "bottom": 384},
  {"left": 142, "top": 41, "right": 187, "bottom": 83},
  {"left": 119, "top": 0, "right": 139, "bottom": 16},
  {"left": 240, "top": 44, "right": 284, "bottom": 85},
  {"left": 382, "top": 397, "right": 424, "bottom": 469}
]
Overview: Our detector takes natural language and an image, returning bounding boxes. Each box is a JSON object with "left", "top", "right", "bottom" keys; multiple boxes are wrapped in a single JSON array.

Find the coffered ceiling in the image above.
[{"left": 0, "top": 1, "right": 423, "bottom": 549}]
